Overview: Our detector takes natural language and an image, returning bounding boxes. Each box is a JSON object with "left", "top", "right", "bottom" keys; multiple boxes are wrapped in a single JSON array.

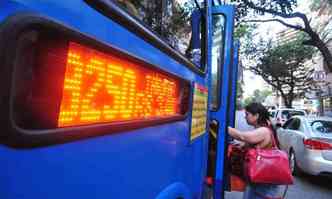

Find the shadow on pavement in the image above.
[{"left": 297, "top": 173, "right": 332, "bottom": 190}]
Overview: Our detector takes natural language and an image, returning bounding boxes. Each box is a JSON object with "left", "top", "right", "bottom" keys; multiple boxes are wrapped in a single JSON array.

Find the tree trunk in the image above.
[
  {"left": 316, "top": 40, "right": 332, "bottom": 72},
  {"left": 285, "top": 93, "right": 293, "bottom": 108},
  {"left": 284, "top": 101, "right": 292, "bottom": 108},
  {"left": 280, "top": 92, "right": 293, "bottom": 108},
  {"left": 306, "top": 30, "right": 332, "bottom": 72}
]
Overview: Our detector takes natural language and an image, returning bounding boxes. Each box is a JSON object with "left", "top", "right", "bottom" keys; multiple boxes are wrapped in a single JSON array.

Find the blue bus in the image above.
[{"left": 0, "top": 1, "right": 238, "bottom": 198}]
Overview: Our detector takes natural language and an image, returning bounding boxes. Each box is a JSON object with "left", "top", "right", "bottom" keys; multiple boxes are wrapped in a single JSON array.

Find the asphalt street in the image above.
[{"left": 225, "top": 174, "right": 332, "bottom": 199}]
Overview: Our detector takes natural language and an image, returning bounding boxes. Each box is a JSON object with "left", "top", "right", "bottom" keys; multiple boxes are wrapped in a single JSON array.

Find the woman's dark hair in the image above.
[
  {"left": 245, "top": 102, "right": 270, "bottom": 127},
  {"left": 245, "top": 102, "right": 280, "bottom": 147}
]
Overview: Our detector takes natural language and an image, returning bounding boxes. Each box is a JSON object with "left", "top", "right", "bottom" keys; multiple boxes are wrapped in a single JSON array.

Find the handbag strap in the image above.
[
  {"left": 282, "top": 185, "right": 289, "bottom": 198},
  {"left": 269, "top": 128, "right": 278, "bottom": 149},
  {"left": 270, "top": 133, "right": 277, "bottom": 148}
]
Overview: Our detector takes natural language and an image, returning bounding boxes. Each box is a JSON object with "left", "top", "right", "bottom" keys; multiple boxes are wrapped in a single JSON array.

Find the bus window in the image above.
[
  {"left": 114, "top": 0, "right": 199, "bottom": 62},
  {"left": 210, "top": 14, "right": 225, "bottom": 110}
]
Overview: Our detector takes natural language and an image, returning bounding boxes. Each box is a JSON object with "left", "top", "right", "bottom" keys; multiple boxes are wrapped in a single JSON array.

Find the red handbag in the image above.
[{"left": 244, "top": 132, "right": 294, "bottom": 185}]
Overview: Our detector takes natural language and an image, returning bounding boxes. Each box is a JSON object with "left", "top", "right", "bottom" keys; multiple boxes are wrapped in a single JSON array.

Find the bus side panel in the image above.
[
  {"left": 0, "top": 123, "right": 196, "bottom": 198},
  {"left": 0, "top": 1, "right": 209, "bottom": 199}
]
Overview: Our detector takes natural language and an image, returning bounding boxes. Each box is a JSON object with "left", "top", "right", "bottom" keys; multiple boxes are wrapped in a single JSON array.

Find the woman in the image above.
[{"left": 228, "top": 102, "right": 281, "bottom": 199}]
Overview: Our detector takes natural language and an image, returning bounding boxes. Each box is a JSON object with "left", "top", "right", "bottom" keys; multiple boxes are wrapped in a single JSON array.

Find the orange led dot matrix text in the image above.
[{"left": 58, "top": 42, "right": 179, "bottom": 127}]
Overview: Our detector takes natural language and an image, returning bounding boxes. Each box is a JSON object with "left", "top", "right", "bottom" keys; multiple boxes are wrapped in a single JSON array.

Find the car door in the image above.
[
  {"left": 287, "top": 118, "right": 303, "bottom": 153},
  {"left": 281, "top": 118, "right": 302, "bottom": 154},
  {"left": 277, "top": 119, "right": 294, "bottom": 150}
]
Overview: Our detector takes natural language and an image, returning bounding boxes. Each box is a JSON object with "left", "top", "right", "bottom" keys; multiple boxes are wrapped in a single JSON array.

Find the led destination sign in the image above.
[{"left": 58, "top": 42, "right": 180, "bottom": 127}]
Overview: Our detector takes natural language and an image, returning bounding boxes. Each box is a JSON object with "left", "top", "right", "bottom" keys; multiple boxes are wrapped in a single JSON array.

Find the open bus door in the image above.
[
  {"left": 228, "top": 41, "right": 240, "bottom": 129},
  {"left": 206, "top": 5, "right": 236, "bottom": 199},
  {"left": 225, "top": 41, "right": 246, "bottom": 193}
]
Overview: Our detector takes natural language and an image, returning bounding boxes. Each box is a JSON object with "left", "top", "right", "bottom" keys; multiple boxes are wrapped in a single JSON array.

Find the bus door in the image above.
[
  {"left": 206, "top": 5, "right": 235, "bottom": 199},
  {"left": 228, "top": 41, "right": 240, "bottom": 128},
  {"left": 225, "top": 41, "right": 245, "bottom": 193}
]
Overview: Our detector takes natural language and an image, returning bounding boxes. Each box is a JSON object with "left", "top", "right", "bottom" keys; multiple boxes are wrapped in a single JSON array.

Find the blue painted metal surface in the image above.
[
  {"left": 228, "top": 41, "right": 240, "bottom": 127},
  {"left": 191, "top": 10, "right": 202, "bottom": 50},
  {"left": 209, "top": 5, "right": 235, "bottom": 199},
  {"left": 0, "top": 1, "right": 208, "bottom": 199}
]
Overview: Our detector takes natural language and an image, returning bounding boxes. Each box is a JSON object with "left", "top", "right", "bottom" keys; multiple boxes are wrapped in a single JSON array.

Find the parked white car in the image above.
[
  {"left": 276, "top": 116, "right": 332, "bottom": 177},
  {"left": 269, "top": 109, "right": 277, "bottom": 121},
  {"left": 270, "top": 108, "right": 307, "bottom": 127}
]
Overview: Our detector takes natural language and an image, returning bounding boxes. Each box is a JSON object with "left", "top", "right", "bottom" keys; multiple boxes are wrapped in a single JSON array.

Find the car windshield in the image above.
[
  {"left": 311, "top": 120, "right": 332, "bottom": 134},
  {"left": 290, "top": 110, "right": 305, "bottom": 116}
]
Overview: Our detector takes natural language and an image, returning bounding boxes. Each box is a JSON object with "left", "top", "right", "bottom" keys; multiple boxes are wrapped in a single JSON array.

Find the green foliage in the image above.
[
  {"left": 115, "top": 0, "right": 195, "bottom": 53},
  {"left": 230, "top": 0, "right": 297, "bottom": 21},
  {"left": 242, "top": 89, "right": 272, "bottom": 107},
  {"left": 243, "top": 96, "right": 254, "bottom": 106},
  {"left": 234, "top": 23, "right": 257, "bottom": 40},
  {"left": 260, "top": 36, "right": 314, "bottom": 77},
  {"left": 253, "top": 89, "right": 272, "bottom": 103},
  {"left": 236, "top": 82, "right": 244, "bottom": 110},
  {"left": 310, "top": 0, "right": 332, "bottom": 10},
  {"left": 250, "top": 34, "right": 316, "bottom": 107},
  {"left": 237, "top": 82, "right": 244, "bottom": 98}
]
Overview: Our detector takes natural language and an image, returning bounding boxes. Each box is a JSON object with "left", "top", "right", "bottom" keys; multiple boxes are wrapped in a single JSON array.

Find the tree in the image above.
[
  {"left": 231, "top": 0, "right": 332, "bottom": 72},
  {"left": 243, "top": 96, "right": 254, "bottom": 106},
  {"left": 249, "top": 35, "right": 316, "bottom": 108},
  {"left": 309, "top": 0, "right": 332, "bottom": 56},
  {"left": 252, "top": 89, "right": 272, "bottom": 103},
  {"left": 242, "top": 89, "right": 272, "bottom": 106},
  {"left": 310, "top": 0, "right": 332, "bottom": 9},
  {"left": 236, "top": 82, "right": 244, "bottom": 109},
  {"left": 116, "top": 0, "right": 196, "bottom": 53}
]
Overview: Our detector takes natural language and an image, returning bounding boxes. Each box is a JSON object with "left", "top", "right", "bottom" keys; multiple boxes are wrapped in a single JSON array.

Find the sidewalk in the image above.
[{"left": 225, "top": 191, "right": 243, "bottom": 199}]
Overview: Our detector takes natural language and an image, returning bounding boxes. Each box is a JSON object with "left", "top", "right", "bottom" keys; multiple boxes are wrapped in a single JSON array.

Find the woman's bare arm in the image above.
[{"left": 228, "top": 127, "right": 268, "bottom": 145}]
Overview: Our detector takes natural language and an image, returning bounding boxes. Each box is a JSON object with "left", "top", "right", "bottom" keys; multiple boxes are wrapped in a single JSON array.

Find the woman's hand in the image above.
[
  {"left": 228, "top": 127, "right": 243, "bottom": 142},
  {"left": 234, "top": 141, "right": 246, "bottom": 148},
  {"left": 228, "top": 127, "right": 237, "bottom": 138}
]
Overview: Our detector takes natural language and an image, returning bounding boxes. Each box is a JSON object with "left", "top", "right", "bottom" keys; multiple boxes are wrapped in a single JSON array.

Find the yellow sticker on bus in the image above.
[{"left": 190, "top": 83, "right": 208, "bottom": 140}]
